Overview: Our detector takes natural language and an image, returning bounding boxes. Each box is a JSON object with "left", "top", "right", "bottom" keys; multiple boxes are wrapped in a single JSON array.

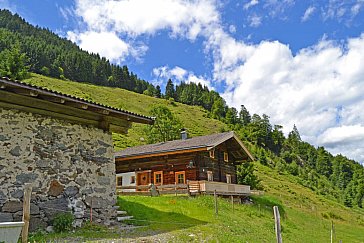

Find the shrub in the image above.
[{"left": 53, "top": 212, "right": 74, "bottom": 233}]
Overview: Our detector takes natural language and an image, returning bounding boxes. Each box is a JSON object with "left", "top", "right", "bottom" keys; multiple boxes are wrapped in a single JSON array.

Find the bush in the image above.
[{"left": 53, "top": 212, "right": 74, "bottom": 233}]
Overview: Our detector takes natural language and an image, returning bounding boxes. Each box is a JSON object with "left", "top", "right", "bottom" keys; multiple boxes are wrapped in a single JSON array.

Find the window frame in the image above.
[
  {"left": 116, "top": 176, "right": 123, "bottom": 187},
  {"left": 226, "top": 174, "right": 231, "bottom": 184},
  {"left": 207, "top": 171, "right": 213, "bottom": 181},
  {"left": 153, "top": 171, "right": 163, "bottom": 185},
  {"left": 130, "top": 175, "right": 136, "bottom": 184},
  {"left": 209, "top": 149, "right": 215, "bottom": 159},
  {"left": 175, "top": 171, "right": 186, "bottom": 184},
  {"left": 224, "top": 152, "right": 229, "bottom": 162}
]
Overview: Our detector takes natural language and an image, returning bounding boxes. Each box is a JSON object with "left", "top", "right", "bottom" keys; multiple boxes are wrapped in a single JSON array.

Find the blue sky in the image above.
[{"left": 2, "top": 0, "right": 364, "bottom": 163}]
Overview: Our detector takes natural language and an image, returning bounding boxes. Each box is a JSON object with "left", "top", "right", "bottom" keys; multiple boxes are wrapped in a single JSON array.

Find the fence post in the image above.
[
  {"left": 273, "top": 206, "right": 282, "bottom": 243},
  {"left": 22, "top": 183, "right": 32, "bottom": 243},
  {"left": 231, "top": 195, "right": 234, "bottom": 212},
  {"left": 214, "top": 190, "right": 218, "bottom": 216},
  {"left": 175, "top": 182, "right": 177, "bottom": 196}
]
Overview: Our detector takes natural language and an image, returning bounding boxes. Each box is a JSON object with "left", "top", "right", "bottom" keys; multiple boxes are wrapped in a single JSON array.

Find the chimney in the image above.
[{"left": 181, "top": 128, "right": 188, "bottom": 140}]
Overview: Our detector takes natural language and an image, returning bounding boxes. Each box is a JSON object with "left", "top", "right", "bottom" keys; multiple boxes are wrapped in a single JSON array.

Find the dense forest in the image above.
[
  {"left": 0, "top": 9, "right": 363, "bottom": 209},
  {"left": 0, "top": 9, "right": 157, "bottom": 93}
]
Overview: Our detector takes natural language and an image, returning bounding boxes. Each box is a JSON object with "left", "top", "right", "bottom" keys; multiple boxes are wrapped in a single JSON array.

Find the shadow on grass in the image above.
[
  {"left": 251, "top": 195, "right": 286, "bottom": 218},
  {"left": 117, "top": 197, "right": 207, "bottom": 237}
]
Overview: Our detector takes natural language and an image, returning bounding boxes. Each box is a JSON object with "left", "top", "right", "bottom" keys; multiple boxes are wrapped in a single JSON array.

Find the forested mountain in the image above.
[
  {"left": 0, "top": 9, "right": 363, "bottom": 209},
  {"left": 0, "top": 9, "right": 156, "bottom": 93}
]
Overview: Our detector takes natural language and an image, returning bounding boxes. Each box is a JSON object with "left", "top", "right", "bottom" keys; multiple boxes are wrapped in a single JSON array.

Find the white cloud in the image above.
[
  {"left": 217, "top": 34, "right": 364, "bottom": 162},
  {"left": 244, "top": 0, "right": 259, "bottom": 10},
  {"left": 249, "top": 15, "right": 262, "bottom": 27},
  {"left": 152, "top": 66, "right": 213, "bottom": 90},
  {"left": 66, "top": 0, "right": 364, "bottom": 163},
  {"left": 301, "top": 6, "right": 316, "bottom": 22},
  {"left": 68, "top": 0, "right": 220, "bottom": 62},
  {"left": 229, "top": 25, "right": 236, "bottom": 34},
  {"left": 67, "top": 31, "right": 132, "bottom": 62}
]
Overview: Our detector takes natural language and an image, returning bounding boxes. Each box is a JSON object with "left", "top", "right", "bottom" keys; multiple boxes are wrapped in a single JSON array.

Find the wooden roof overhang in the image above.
[
  {"left": 0, "top": 78, "right": 154, "bottom": 134},
  {"left": 115, "top": 146, "right": 208, "bottom": 162}
]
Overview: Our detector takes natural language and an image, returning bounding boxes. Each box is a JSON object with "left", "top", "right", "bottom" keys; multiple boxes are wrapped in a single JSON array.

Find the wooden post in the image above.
[
  {"left": 214, "top": 190, "right": 218, "bottom": 216},
  {"left": 273, "top": 206, "right": 282, "bottom": 243},
  {"left": 175, "top": 182, "right": 177, "bottom": 196},
  {"left": 22, "top": 183, "right": 32, "bottom": 243},
  {"left": 231, "top": 195, "right": 234, "bottom": 212},
  {"left": 330, "top": 221, "right": 334, "bottom": 243}
]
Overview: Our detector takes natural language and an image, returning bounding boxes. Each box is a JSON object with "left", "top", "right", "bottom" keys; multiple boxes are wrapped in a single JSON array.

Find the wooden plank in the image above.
[
  {"left": 0, "top": 92, "right": 131, "bottom": 133},
  {"left": 0, "top": 101, "right": 99, "bottom": 127},
  {"left": 115, "top": 147, "right": 207, "bottom": 162},
  {"left": 22, "top": 183, "right": 32, "bottom": 243}
]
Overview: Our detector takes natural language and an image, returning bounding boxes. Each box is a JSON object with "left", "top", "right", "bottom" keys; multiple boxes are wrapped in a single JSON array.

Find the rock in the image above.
[
  {"left": 39, "top": 197, "right": 69, "bottom": 221},
  {"left": 97, "top": 176, "right": 110, "bottom": 186},
  {"left": 74, "top": 219, "right": 83, "bottom": 227},
  {"left": 2, "top": 201, "right": 23, "bottom": 213},
  {"left": 92, "top": 156, "right": 110, "bottom": 164},
  {"left": 29, "top": 217, "right": 47, "bottom": 232},
  {"left": 30, "top": 203, "right": 40, "bottom": 215},
  {"left": 9, "top": 146, "right": 21, "bottom": 156},
  {"left": 95, "top": 147, "right": 107, "bottom": 155},
  {"left": 0, "top": 212, "right": 13, "bottom": 222},
  {"left": 85, "top": 196, "right": 112, "bottom": 209},
  {"left": 75, "top": 177, "right": 86, "bottom": 187},
  {"left": 46, "top": 226, "right": 54, "bottom": 233},
  {"left": 98, "top": 140, "right": 111, "bottom": 147},
  {"left": 16, "top": 173, "right": 38, "bottom": 184},
  {"left": 64, "top": 186, "right": 79, "bottom": 197},
  {"left": 48, "top": 180, "right": 64, "bottom": 197},
  {"left": 0, "top": 134, "right": 9, "bottom": 141},
  {"left": 11, "top": 189, "right": 24, "bottom": 199}
]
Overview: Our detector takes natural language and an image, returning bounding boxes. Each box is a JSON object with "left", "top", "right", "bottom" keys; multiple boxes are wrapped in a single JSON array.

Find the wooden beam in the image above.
[
  {"left": 65, "top": 101, "right": 88, "bottom": 110},
  {"left": 0, "top": 101, "right": 99, "bottom": 127},
  {"left": 115, "top": 147, "right": 207, "bottom": 162},
  {"left": 40, "top": 95, "right": 66, "bottom": 104},
  {"left": 0, "top": 91, "right": 99, "bottom": 120}
]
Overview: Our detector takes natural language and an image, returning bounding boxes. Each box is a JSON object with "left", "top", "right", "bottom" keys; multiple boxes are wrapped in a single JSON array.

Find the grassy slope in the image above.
[
  {"left": 23, "top": 73, "right": 228, "bottom": 150},
  {"left": 23, "top": 74, "right": 364, "bottom": 242},
  {"left": 119, "top": 165, "right": 364, "bottom": 242}
]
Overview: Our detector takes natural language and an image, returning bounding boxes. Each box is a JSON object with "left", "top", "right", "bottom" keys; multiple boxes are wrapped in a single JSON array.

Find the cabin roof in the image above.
[
  {"left": 115, "top": 131, "right": 254, "bottom": 161},
  {"left": 0, "top": 77, "right": 154, "bottom": 125}
]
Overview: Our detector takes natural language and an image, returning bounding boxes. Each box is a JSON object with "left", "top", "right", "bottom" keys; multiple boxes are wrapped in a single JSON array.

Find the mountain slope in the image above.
[
  {"left": 19, "top": 73, "right": 364, "bottom": 242},
  {"left": 23, "top": 73, "right": 228, "bottom": 149}
]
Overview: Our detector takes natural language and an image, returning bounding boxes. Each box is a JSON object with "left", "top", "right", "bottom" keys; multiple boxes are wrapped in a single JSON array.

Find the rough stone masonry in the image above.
[{"left": 0, "top": 108, "right": 117, "bottom": 231}]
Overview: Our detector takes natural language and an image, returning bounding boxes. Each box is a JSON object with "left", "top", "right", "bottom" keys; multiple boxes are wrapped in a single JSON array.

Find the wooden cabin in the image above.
[{"left": 115, "top": 131, "right": 254, "bottom": 195}]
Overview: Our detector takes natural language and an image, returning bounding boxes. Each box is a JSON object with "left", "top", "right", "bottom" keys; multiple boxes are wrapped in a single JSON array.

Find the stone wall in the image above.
[{"left": 0, "top": 108, "right": 117, "bottom": 231}]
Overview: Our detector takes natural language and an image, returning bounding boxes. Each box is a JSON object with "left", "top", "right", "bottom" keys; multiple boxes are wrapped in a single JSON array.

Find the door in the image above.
[{"left": 136, "top": 171, "right": 151, "bottom": 191}]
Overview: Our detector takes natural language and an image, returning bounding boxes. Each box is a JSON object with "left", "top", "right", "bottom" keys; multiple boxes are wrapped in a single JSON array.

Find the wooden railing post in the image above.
[
  {"left": 273, "top": 206, "right": 282, "bottom": 243},
  {"left": 214, "top": 190, "right": 218, "bottom": 216},
  {"left": 22, "top": 183, "right": 32, "bottom": 243}
]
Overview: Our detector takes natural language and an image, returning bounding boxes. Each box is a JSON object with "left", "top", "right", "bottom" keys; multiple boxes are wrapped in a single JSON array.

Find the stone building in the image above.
[{"left": 0, "top": 78, "right": 153, "bottom": 230}]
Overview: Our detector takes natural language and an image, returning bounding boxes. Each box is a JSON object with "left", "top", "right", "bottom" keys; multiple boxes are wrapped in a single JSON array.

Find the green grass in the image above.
[
  {"left": 117, "top": 165, "right": 364, "bottom": 242},
  {"left": 22, "top": 73, "right": 227, "bottom": 150},
  {"left": 21, "top": 73, "right": 364, "bottom": 242}
]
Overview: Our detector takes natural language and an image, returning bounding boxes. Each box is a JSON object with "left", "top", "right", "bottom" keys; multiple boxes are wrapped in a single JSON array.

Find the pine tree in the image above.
[
  {"left": 165, "top": 79, "right": 175, "bottom": 99},
  {"left": 239, "top": 105, "right": 251, "bottom": 126}
]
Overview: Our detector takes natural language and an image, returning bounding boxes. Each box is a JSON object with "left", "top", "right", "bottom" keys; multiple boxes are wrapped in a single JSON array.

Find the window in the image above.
[
  {"left": 130, "top": 176, "right": 136, "bottom": 184},
  {"left": 116, "top": 176, "right": 123, "bottom": 187},
  {"left": 153, "top": 171, "right": 163, "bottom": 185},
  {"left": 175, "top": 171, "right": 186, "bottom": 184},
  {"left": 209, "top": 149, "right": 215, "bottom": 158},
  {"left": 226, "top": 174, "right": 231, "bottom": 184},
  {"left": 224, "top": 152, "right": 229, "bottom": 162},
  {"left": 207, "top": 171, "right": 213, "bottom": 181}
]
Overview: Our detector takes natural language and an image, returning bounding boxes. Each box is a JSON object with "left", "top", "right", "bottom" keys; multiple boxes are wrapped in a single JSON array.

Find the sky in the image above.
[{"left": 2, "top": 0, "right": 364, "bottom": 164}]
